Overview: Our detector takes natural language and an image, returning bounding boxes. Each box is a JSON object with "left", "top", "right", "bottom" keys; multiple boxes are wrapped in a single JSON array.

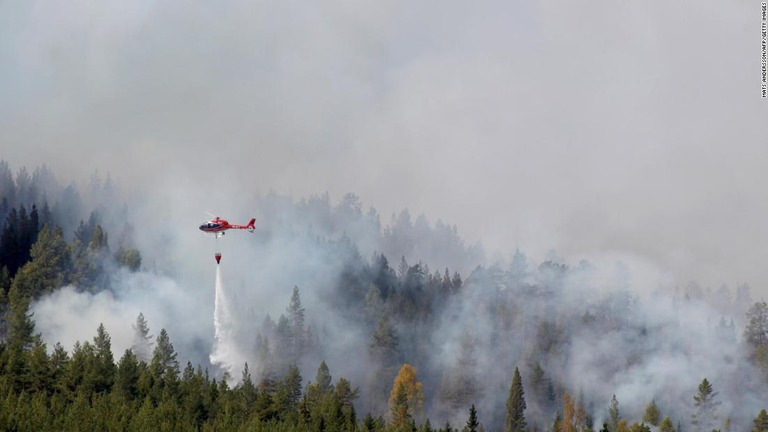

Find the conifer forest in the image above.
[
  {"left": 1, "top": 1, "right": 764, "bottom": 431},
  {"left": 0, "top": 161, "right": 767, "bottom": 432}
]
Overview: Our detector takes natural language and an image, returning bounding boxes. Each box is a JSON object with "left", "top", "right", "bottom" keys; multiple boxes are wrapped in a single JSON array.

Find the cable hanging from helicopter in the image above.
[{"left": 198, "top": 216, "right": 256, "bottom": 264}]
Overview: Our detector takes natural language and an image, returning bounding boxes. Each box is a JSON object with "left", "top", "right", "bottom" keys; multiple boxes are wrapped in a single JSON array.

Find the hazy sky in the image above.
[{"left": 2, "top": 0, "right": 767, "bottom": 292}]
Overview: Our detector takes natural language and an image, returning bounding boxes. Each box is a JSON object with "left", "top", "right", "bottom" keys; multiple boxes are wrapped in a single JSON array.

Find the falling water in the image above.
[{"left": 209, "top": 264, "right": 242, "bottom": 380}]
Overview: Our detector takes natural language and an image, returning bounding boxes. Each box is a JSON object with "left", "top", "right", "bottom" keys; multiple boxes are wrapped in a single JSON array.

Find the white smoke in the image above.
[{"left": 32, "top": 269, "right": 213, "bottom": 366}]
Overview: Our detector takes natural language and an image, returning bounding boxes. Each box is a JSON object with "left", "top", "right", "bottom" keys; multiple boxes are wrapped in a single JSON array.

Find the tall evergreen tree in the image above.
[
  {"left": 441, "top": 331, "right": 481, "bottom": 413},
  {"left": 745, "top": 302, "right": 768, "bottom": 348},
  {"left": 367, "top": 313, "right": 401, "bottom": 415},
  {"left": 91, "top": 323, "right": 115, "bottom": 394},
  {"left": 273, "top": 364, "right": 303, "bottom": 420},
  {"left": 115, "top": 349, "right": 140, "bottom": 401},
  {"left": 643, "top": 399, "right": 661, "bottom": 426},
  {"left": 131, "top": 312, "right": 153, "bottom": 363},
  {"left": 151, "top": 329, "right": 179, "bottom": 380},
  {"left": 369, "top": 313, "right": 401, "bottom": 367},
  {"left": 315, "top": 360, "right": 332, "bottom": 394},
  {"left": 505, "top": 366, "right": 527, "bottom": 432},
  {"left": 6, "top": 281, "right": 35, "bottom": 353},
  {"left": 754, "top": 409, "right": 768, "bottom": 432},
  {"left": 12, "top": 225, "right": 70, "bottom": 298},
  {"left": 0, "top": 207, "right": 21, "bottom": 276},
  {"left": 608, "top": 395, "right": 621, "bottom": 432},
  {"left": 465, "top": 404, "right": 480, "bottom": 432},
  {"left": 658, "top": 417, "right": 675, "bottom": 432},
  {"left": 691, "top": 378, "right": 720, "bottom": 430},
  {"left": 287, "top": 286, "right": 306, "bottom": 362}
]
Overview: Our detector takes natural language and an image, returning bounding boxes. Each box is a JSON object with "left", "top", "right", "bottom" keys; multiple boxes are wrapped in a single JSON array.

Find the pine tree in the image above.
[
  {"left": 465, "top": 404, "right": 480, "bottom": 432},
  {"left": 274, "top": 364, "right": 303, "bottom": 420},
  {"left": 27, "top": 338, "right": 52, "bottom": 394},
  {"left": 745, "top": 302, "right": 768, "bottom": 347},
  {"left": 370, "top": 313, "right": 400, "bottom": 365},
  {"left": 441, "top": 331, "right": 481, "bottom": 412},
  {"left": 239, "top": 362, "right": 257, "bottom": 412},
  {"left": 335, "top": 376, "right": 360, "bottom": 427},
  {"left": 131, "top": 312, "right": 153, "bottom": 363},
  {"left": 608, "top": 395, "right": 621, "bottom": 432},
  {"left": 115, "top": 349, "right": 140, "bottom": 401},
  {"left": 658, "top": 416, "right": 675, "bottom": 432},
  {"left": 691, "top": 378, "right": 720, "bottom": 430},
  {"left": 115, "top": 247, "right": 141, "bottom": 271},
  {"left": 151, "top": 328, "right": 179, "bottom": 379},
  {"left": 11, "top": 225, "right": 70, "bottom": 298},
  {"left": 399, "top": 256, "right": 409, "bottom": 281},
  {"left": 643, "top": 399, "right": 660, "bottom": 426},
  {"left": 505, "top": 366, "right": 527, "bottom": 432},
  {"left": 287, "top": 286, "right": 306, "bottom": 361},
  {"left": 420, "top": 418, "right": 434, "bottom": 432},
  {"left": 528, "top": 362, "right": 552, "bottom": 415},
  {"left": 50, "top": 342, "right": 69, "bottom": 392},
  {"left": 552, "top": 412, "right": 562, "bottom": 432},
  {"left": 316, "top": 360, "right": 332, "bottom": 394},
  {"left": 6, "top": 281, "right": 35, "bottom": 353},
  {"left": 91, "top": 323, "right": 115, "bottom": 393},
  {"left": 0, "top": 207, "right": 21, "bottom": 277},
  {"left": 754, "top": 409, "right": 768, "bottom": 432}
]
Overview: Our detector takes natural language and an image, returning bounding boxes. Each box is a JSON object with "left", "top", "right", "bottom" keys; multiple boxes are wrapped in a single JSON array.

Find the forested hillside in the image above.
[{"left": 1, "top": 161, "right": 767, "bottom": 432}]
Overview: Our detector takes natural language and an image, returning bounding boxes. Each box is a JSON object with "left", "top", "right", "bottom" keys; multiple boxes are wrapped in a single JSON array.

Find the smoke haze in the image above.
[
  {"left": 1, "top": 0, "right": 767, "bottom": 291},
  {"left": 2, "top": 0, "right": 768, "bottom": 429}
]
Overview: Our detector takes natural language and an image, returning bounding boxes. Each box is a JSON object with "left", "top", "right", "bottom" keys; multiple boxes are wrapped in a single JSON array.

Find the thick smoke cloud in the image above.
[
  {"left": 32, "top": 270, "right": 214, "bottom": 367},
  {"left": 3, "top": 0, "right": 768, "bottom": 428},
  {"left": 1, "top": 0, "right": 766, "bottom": 292}
]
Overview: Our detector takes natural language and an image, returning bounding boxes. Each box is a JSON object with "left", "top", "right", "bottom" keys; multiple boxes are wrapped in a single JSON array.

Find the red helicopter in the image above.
[
  {"left": 199, "top": 216, "right": 256, "bottom": 264},
  {"left": 199, "top": 216, "right": 256, "bottom": 238}
]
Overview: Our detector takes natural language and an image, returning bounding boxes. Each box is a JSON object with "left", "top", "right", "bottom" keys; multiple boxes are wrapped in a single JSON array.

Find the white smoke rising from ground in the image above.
[
  {"left": 2, "top": 0, "right": 767, "bottom": 293},
  {"left": 2, "top": 0, "right": 765, "bottom": 427},
  {"left": 32, "top": 269, "right": 213, "bottom": 366},
  {"left": 24, "top": 186, "right": 768, "bottom": 429},
  {"left": 210, "top": 264, "right": 246, "bottom": 382}
]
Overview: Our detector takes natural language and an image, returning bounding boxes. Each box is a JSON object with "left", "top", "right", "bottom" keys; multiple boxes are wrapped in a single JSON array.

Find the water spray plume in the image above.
[{"left": 210, "top": 264, "right": 242, "bottom": 381}]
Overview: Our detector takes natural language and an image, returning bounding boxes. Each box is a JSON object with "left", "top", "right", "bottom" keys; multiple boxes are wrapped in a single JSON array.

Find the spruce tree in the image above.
[
  {"left": 91, "top": 323, "right": 115, "bottom": 393},
  {"left": 6, "top": 281, "right": 35, "bottom": 353},
  {"left": 754, "top": 409, "right": 768, "bottom": 432},
  {"left": 131, "top": 312, "right": 153, "bottom": 363},
  {"left": 505, "top": 366, "right": 527, "bottom": 432},
  {"left": 465, "top": 404, "right": 479, "bottom": 432},
  {"left": 315, "top": 360, "right": 332, "bottom": 394},
  {"left": 659, "top": 417, "right": 675, "bottom": 432},
  {"left": 115, "top": 349, "right": 140, "bottom": 401},
  {"left": 608, "top": 395, "right": 621, "bottom": 432},
  {"left": 12, "top": 225, "right": 70, "bottom": 298},
  {"left": 151, "top": 328, "right": 179, "bottom": 379},
  {"left": 368, "top": 312, "right": 402, "bottom": 414},
  {"left": 745, "top": 302, "right": 768, "bottom": 347},
  {"left": 691, "top": 378, "right": 720, "bottom": 430},
  {"left": 643, "top": 399, "right": 660, "bottom": 426},
  {"left": 287, "top": 285, "right": 306, "bottom": 360}
]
